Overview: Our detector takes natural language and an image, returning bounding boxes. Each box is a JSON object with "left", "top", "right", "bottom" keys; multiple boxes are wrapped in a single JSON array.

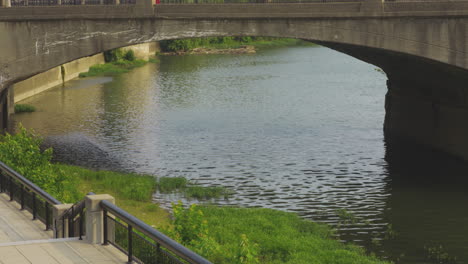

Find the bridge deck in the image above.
[{"left": 0, "top": 194, "right": 127, "bottom": 264}]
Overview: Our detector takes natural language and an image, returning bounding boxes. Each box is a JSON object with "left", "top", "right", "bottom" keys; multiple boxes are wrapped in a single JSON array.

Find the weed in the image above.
[{"left": 424, "top": 244, "right": 458, "bottom": 264}]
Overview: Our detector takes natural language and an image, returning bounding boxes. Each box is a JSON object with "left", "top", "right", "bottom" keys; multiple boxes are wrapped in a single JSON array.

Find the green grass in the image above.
[
  {"left": 186, "top": 186, "right": 233, "bottom": 199},
  {"left": 14, "top": 104, "right": 36, "bottom": 113},
  {"left": 79, "top": 59, "right": 148, "bottom": 78},
  {"left": 52, "top": 164, "right": 171, "bottom": 228},
  {"left": 157, "top": 176, "right": 233, "bottom": 199},
  {"left": 158, "top": 176, "right": 188, "bottom": 192},
  {"left": 199, "top": 206, "right": 390, "bottom": 264}
]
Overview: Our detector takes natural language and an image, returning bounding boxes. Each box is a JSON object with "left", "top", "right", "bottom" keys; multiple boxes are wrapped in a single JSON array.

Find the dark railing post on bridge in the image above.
[
  {"left": 103, "top": 209, "right": 108, "bottom": 245},
  {"left": 32, "top": 192, "right": 37, "bottom": 220},
  {"left": 20, "top": 185, "right": 25, "bottom": 210},
  {"left": 127, "top": 225, "right": 133, "bottom": 263},
  {"left": 79, "top": 209, "right": 84, "bottom": 240},
  {"left": 45, "top": 202, "right": 50, "bottom": 230}
]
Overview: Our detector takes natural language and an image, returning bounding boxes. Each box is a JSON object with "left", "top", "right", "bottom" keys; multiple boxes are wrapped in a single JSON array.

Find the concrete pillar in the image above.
[
  {"left": 85, "top": 194, "right": 115, "bottom": 244},
  {"left": 57, "top": 0, "right": 61, "bottom": 5},
  {"left": 2, "top": 0, "right": 11, "bottom": 7},
  {"left": 81, "top": 0, "right": 85, "bottom": 5},
  {"left": 52, "top": 204, "right": 73, "bottom": 238},
  {"left": 0, "top": 86, "right": 12, "bottom": 132},
  {"left": 115, "top": 0, "right": 119, "bottom": 5}
]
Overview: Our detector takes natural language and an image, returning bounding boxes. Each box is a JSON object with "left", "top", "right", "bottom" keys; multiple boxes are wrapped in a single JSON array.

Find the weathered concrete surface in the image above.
[
  {"left": 13, "top": 42, "right": 159, "bottom": 103},
  {"left": 0, "top": 240, "right": 128, "bottom": 264},
  {"left": 0, "top": 193, "right": 53, "bottom": 242},
  {"left": 13, "top": 66, "right": 62, "bottom": 103},
  {"left": 2, "top": 2, "right": 468, "bottom": 158},
  {"left": 121, "top": 42, "right": 160, "bottom": 61}
]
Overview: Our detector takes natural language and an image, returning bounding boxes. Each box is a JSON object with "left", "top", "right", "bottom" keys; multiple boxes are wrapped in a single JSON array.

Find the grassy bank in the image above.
[
  {"left": 79, "top": 49, "right": 158, "bottom": 78},
  {"left": 0, "top": 128, "right": 388, "bottom": 263},
  {"left": 160, "top": 37, "right": 316, "bottom": 52}
]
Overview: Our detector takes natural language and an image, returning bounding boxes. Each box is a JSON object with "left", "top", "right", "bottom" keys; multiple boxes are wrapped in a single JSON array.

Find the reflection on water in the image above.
[{"left": 13, "top": 46, "right": 468, "bottom": 263}]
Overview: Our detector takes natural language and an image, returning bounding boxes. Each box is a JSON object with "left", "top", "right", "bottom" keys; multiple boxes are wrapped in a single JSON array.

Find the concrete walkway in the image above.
[{"left": 0, "top": 194, "right": 128, "bottom": 264}]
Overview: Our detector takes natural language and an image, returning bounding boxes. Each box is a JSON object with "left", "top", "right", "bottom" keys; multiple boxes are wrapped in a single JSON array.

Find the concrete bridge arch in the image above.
[{"left": 2, "top": 2, "right": 468, "bottom": 158}]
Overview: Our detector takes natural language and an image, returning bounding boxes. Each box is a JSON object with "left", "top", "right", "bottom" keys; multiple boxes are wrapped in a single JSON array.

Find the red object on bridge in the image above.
[{"left": 155, "top": 0, "right": 160, "bottom": 4}]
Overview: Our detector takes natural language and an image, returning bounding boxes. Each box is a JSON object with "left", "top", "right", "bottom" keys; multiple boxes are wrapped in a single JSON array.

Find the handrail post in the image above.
[
  {"left": 0, "top": 173, "right": 3, "bottom": 192},
  {"left": 128, "top": 225, "right": 133, "bottom": 264},
  {"left": 20, "top": 186, "right": 25, "bottom": 210},
  {"left": 79, "top": 210, "right": 84, "bottom": 240},
  {"left": 9, "top": 176, "right": 13, "bottom": 201},
  {"left": 103, "top": 209, "right": 108, "bottom": 245},
  {"left": 69, "top": 207, "right": 74, "bottom": 237},
  {"left": 45, "top": 202, "right": 50, "bottom": 230},
  {"left": 85, "top": 194, "right": 115, "bottom": 244},
  {"left": 32, "top": 193, "right": 37, "bottom": 220},
  {"left": 52, "top": 203, "right": 73, "bottom": 238}
]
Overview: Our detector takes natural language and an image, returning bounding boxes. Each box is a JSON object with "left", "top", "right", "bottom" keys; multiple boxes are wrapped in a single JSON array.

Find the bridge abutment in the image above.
[
  {"left": 384, "top": 72, "right": 468, "bottom": 160},
  {"left": 0, "top": 86, "right": 14, "bottom": 133}
]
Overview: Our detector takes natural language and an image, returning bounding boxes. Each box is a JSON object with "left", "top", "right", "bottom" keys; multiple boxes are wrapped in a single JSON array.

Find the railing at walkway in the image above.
[
  {"left": 0, "top": 161, "right": 61, "bottom": 231},
  {"left": 101, "top": 200, "right": 212, "bottom": 264},
  {"left": 0, "top": 161, "right": 210, "bottom": 264}
]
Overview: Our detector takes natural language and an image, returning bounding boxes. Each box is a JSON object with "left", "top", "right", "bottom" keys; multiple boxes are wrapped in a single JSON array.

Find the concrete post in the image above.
[
  {"left": 57, "top": 0, "right": 61, "bottom": 5},
  {"left": 81, "top": 0, "right": 85, "bottom": 5},
  {"left": 115, "top": 0, "right": 119, "bottom": 5},
  {"left": 2, "top": 0, "right": 11, "bottom": 7},
  {"left": 85, "top": 194, "right": 115, "bottom": 244},
  {"left": 52, "top": 204, "right": 73, "bottom": 238}
]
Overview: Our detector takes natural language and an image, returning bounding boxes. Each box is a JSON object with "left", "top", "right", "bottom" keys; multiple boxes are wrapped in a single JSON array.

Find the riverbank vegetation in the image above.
[
  {"left": 160, "top": 37, "right": 315, "bottom": 53},
  {"left": 79, "top": 49, "right": 156, "bottom": 78},
  {"left": 158, "top": 176, "right": 233, "bottom": 199},
  {"left": 1, "top": 128, "right": 389, "bottom": 263},
  {"left": 14, "top": 104, "right": 36, "bottom": 113}
]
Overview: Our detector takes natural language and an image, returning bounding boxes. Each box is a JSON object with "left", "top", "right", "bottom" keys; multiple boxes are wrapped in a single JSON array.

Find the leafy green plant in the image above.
[
  {"left": 104, "top": 49, "right": 125, "bottom": 62},
  {"left": 0, "top": 126, "right": 80, "bottom": 202},
  {"left": 238, "top": 234, "right": 259, "bottom": 264},
  {"left": 123, "top": 50, "right": 136, "bottom": 61}
]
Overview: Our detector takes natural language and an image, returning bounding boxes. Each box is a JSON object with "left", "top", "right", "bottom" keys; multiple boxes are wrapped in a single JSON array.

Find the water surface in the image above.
[{"left": 14, "top": 46, "right": 468, "bottom": 263}]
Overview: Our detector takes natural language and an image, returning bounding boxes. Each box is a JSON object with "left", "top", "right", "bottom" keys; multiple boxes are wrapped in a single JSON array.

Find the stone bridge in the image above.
[{"left": 1, "top": 0, "right": 468, "bottom": 159}]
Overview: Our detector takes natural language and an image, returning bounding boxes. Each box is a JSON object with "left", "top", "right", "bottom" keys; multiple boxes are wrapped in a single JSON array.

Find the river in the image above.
[{"left": 13, "top": 45, "right": 468, "bottom": 263}]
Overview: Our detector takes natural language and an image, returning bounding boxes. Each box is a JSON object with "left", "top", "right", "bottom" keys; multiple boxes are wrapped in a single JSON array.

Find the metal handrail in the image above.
[
  {"left": 0, "top": 161, "right": 61, "bottom": 205},
  {"left": 101, "top": 200, "right": 212, "bottom": 264}
]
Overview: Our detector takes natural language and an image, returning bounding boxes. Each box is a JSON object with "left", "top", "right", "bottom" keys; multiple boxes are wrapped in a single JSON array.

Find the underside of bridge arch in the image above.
[
  {"left": 3, "top": 15, "right": 468, "bottom": 159},
  {"left": 319, "top": 41, "right": 468, "bottom": 160}
]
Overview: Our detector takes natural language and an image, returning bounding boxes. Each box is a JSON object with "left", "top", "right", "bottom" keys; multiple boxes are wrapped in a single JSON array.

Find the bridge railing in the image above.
[
  {"left": 2, "top": 0, "right": 135, "bottom": 7},
  {"left": 0, "top": 0, "right": 365, "bottom": 7},
  {"left": 101, "top": 199, "right": 213, "bottom": 264},
  {"left": 0, "top": 161, "right": 61, "bottom": 231},
  {"left": 158, "top": 0, "right": 363, "bottom": 3}
]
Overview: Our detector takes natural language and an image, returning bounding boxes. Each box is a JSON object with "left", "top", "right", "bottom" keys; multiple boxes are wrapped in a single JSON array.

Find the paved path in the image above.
[
  {"left": 0, "top": 193, "right": 52, "bottom": 242},
  {"left": 0, "top": 194, "right": 128, "bottom": 264}
]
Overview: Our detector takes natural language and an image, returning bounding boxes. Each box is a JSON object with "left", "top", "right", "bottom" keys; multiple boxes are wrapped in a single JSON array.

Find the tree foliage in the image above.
[{"left": 0, "top": 126, "right": 80, "bottom": 202}]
